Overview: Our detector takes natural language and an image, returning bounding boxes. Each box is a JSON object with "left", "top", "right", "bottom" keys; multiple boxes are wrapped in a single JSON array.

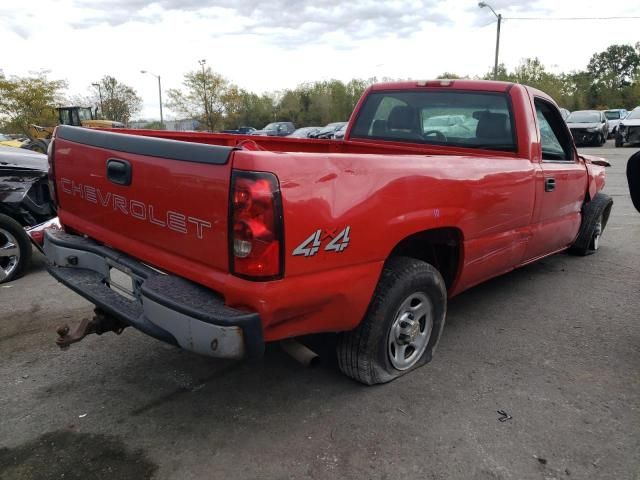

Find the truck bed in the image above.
[{"left": 99, "top": 127, "right": 517, "bottom": 158}]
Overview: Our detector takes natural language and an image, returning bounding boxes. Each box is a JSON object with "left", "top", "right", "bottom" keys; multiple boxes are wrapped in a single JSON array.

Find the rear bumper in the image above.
[{"left": 44, "top": 229, "right": 264, "bottom": 359}]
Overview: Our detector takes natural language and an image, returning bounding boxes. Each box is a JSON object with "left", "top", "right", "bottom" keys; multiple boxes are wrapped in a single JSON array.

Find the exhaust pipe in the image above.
[{"left": 280, "top": 338, "right": 320, "bottom": 368}]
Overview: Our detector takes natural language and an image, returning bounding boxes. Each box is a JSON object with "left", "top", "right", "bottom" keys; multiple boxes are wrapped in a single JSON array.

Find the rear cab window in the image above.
[{"left": 350, "top": 90, "right": 517, "bottom": 152}]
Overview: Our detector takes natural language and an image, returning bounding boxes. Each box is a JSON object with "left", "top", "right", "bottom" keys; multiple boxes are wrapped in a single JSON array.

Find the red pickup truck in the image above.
[{"left": 44, "top": 80, "right": 612, "bottom": 384}]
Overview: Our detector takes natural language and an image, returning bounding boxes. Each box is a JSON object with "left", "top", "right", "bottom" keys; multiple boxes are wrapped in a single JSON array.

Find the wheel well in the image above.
[{"left": 388, "top": 228, "right": 462, "bottom": 290}]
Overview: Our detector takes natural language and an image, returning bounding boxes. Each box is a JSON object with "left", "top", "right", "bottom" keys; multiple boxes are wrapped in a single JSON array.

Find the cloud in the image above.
[
  {"left": 70, "top": 0, "right": 452, "bottom": 47},
  {"left": 9, "top": 24, "right": 31, "bottom": 40}
]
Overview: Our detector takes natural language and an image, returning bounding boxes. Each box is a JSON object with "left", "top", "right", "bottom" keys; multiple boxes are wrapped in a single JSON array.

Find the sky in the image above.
[{"left": 1, "top": 0, "right": 639, "bottom": 120}]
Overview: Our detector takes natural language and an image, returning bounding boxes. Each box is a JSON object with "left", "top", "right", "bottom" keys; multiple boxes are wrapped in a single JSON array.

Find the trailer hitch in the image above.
[{"left": 56, "top": 309, "right": 127, "bottom": 350}]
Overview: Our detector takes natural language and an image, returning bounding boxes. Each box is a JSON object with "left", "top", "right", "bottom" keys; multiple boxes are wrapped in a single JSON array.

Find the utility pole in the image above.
[
  {"left": 198, "top": 59, "right": 210, "bottom": 131},
  {"left": 92, "top": 83, "right": 104, "bottom": 119},
  {"left": 478, "top": 2, "right": 502, "bottom": 80},
  {"left": 140, "top": 70, "right": 164, "bottom": 127}
]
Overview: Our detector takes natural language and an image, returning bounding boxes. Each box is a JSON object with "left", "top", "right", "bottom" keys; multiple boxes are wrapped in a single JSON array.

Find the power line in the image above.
[{"left": 504, "top": 16, "right": 640, "bottom": 21}]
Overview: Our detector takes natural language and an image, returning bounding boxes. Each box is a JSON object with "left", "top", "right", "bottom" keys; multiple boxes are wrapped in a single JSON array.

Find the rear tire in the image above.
[
  {"left": 0, "top": 214, "right": 32, "bottom": 283},
  {"left": 569, "top": 193, "right": 613, "bottom": 256},
  {"left": 337, "top": 257, "right": 447, "bottom": 385}
]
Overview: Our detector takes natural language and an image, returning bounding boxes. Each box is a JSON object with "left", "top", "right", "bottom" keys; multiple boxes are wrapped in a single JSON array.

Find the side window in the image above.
[
  {"left": 535, "top": 99, "right": 573, "bottom": 161},
  {"left": 59, "top": 109, "right": 72, "bottom": 125}
]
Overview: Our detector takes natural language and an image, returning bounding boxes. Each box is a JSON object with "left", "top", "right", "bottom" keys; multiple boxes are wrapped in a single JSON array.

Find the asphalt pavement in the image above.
[{"left": 1, "top": 141, "right": 639, "bottom": 480}]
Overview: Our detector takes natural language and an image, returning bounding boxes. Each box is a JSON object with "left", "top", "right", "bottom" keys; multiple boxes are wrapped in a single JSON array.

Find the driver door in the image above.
[{"left": 523, "top": 98, "right": 588, "bottom": 262}]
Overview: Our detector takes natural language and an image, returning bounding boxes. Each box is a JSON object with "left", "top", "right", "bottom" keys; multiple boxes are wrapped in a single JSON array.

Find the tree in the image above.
[
  {"left": 93, "top": 76, "right": 142, "bottom": 125},
  {"left": 166, "top": 67, "right": 233, "bottom": 131},
  {"left": 482, "top": 63, "right": 510, "bottom": 81},
  {"left": 224, "top": 90, "right": 275, "bottom": 129},
  {"left": 436, "top": 72, "right": 466, "bottom": 79},
  {"left": 587, "top": 44, "right": 640, "bottom": 90},
  {"left": 0, "top": 71, "right": 67, "bottom": 134}
]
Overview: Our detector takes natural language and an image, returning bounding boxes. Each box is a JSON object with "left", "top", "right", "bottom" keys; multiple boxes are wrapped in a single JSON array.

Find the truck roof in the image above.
[{"left": 370, "top": 79, "right": 516, "bottom": 93}]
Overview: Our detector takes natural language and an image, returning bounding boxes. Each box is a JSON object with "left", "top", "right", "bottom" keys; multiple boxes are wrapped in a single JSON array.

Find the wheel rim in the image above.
[
  {"left": 387, "top": 292, "right": 433, "bottom": 371},
  {"left": 0, "top": 228, "right": 21, "bottom": 282},
  {"left": 591, "top": 216, "right": 603, "bottom": 250}
]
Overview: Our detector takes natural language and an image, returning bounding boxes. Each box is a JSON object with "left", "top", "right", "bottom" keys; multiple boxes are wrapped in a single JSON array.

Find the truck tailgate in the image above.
[{"left": 53, "top": 126, "right": 234, "bottom": 274}]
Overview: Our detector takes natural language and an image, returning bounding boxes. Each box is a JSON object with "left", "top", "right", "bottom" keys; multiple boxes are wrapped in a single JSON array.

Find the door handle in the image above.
[
  {"left": 544, "top": 177, "right": 556, "bottom": 192},
  {"left": 106, "top": 159, "right": 132, "bottom": 186}
]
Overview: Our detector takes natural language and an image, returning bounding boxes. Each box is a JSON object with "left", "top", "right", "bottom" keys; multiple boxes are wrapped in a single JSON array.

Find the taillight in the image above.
[
  {"left": 47, "top": 138, "right": 57, "bottom": 205},
  {"left": 229, "top": 170, "right": 284, "bottom": 279}
]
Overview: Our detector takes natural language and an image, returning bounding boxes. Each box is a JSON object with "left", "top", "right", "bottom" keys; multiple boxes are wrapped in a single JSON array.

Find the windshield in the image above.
[
  {"left": 626, "top": 109, "right": 640, "bottom": 120},
  {"left": 319, "top": 122, "right": 346, "bottom": 133},
  {"left": 567, "top": 111, "right": 600, "bottom": 123},
  {"left": 263, "top": 123, "right": 278, "bottom": 131},
  {"left": 605, "top": 111, "right": 621, "bottom": 120},
  {"left": 78, "top": 108, "right": 93, "bottom": 121},
  {"left": 350, "top": 90, "right": 516, "bottom": 152}
]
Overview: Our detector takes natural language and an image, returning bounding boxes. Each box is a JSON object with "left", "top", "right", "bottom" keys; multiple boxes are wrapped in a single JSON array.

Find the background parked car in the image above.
[
  {"left": 615, "top": 107, "right": 640, "bottom": 147},
  {"left": 0, "top": 146, "right": 56, "bottom": 283},
  {"left": 566, "top": 110, "right": 608, "bottom": 146},
  {"left": 252, "top": 122, "right": 295, "bottom": 136},
  {"left": 604, "top": 109, "right": 629, "bottom": 137},
  {"left": 310, "top": 122, "right": 348, "bottom": 139},
  {"left": 288, "top": 126, "right": 322, "bottom": 138},
  {"left": 220, "top": 126, "right": 256, "bottom": 135},
  {"left": 333, "top": 123, "right": 348, "bottom": 139}
]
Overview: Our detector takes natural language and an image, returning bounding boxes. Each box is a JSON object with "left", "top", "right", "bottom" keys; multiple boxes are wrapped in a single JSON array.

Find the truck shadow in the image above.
[{"left": 24, "top": 251, "right": 584, "bottom": 451}]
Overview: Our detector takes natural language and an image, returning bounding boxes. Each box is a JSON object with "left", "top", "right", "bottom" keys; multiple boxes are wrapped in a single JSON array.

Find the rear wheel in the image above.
[
  {"left": 569, "top": 193, "right": 613, "bottom": 256},
  {"left": 0, "top": 214, "right": 32, "bottom": 283},
  {"left": 337, "top": 257, "right": 447, "bottom": 385}
]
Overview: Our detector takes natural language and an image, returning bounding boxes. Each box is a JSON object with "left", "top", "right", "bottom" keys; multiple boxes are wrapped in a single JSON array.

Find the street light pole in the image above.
[
  {"left": 478, "top": 2, "right": 502, "bottom": 80},
  {"left": 91, "top": 83, "right": 104, "bottom": 119},
  {"left": 140, "top": 70, "right": 163, "bottom": 127},
  {"left": 198, "top": 59, "right": 210, "bottom": 131}
]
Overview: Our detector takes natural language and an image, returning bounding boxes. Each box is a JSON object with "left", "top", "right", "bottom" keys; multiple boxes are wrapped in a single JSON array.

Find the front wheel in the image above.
[
  {"left": 0, "top": 214, "right": 32, "bottom": 283},
  {"left": 569, "top": 193, "right": 613, "bottom": 256},
  {"left": 337, "top": 257, "right": 447, "bottom": 385}
]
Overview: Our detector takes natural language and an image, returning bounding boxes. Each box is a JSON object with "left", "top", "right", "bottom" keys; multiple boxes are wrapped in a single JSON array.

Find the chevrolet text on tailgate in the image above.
[{"left": 45, "top": 80, "right": 612, "bottom": 385}]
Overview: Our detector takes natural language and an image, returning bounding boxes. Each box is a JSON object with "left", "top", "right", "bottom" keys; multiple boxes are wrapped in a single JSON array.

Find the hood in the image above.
[
  {"left": 0, "top": 146, "right": 48, "bottom": 203},
  {"left": 567, "top": 122, "right": 601, "bottom": 130},
  {"left": 0, "top": 145, "right": 47, "bottom": 172},
  {"left": 620, "top": 119, "right": 640, "bottom": 127}
]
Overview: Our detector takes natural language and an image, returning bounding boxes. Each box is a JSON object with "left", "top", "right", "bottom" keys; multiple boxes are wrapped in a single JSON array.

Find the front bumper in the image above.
[
  {"left": 44, "top": 229, "right": 263, "bottom": 359},
  {"left": 570, "top": 129, "right": 600, "bottom": 145},
  {"left": 619, "top": 126, "right": 640, "bottom": 144}
]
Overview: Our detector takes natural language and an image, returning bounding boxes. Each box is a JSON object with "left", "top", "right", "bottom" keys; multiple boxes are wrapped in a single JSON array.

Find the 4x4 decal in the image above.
[{"left": 292, "top": 227, "right": 351, "bottom": 257}]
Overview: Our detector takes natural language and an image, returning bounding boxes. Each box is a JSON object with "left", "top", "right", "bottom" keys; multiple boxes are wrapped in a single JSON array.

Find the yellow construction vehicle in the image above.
[{"left": 23, "top": 106, "right": 124, "bottom": 153}]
